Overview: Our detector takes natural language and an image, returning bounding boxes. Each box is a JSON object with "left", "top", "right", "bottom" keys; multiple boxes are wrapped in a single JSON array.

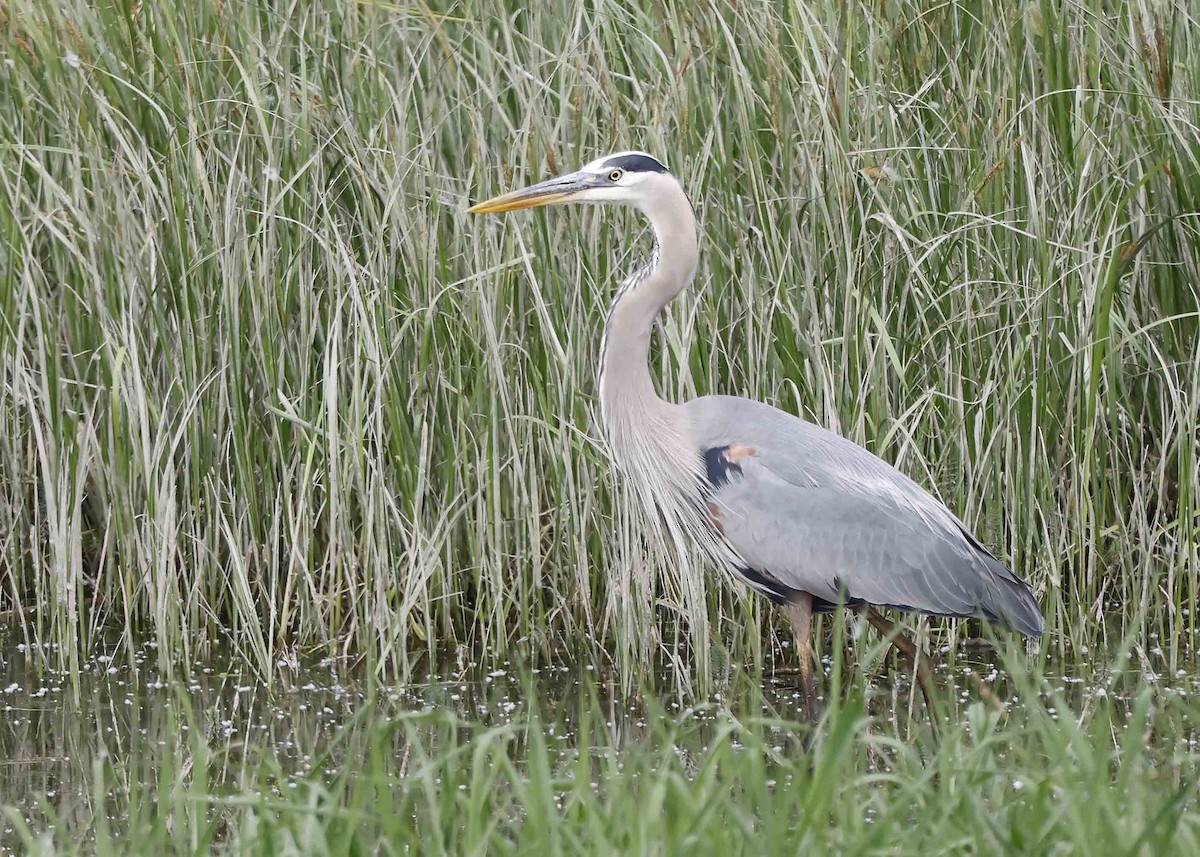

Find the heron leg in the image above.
[
  {"left": 863, "top": 608, "right": 937, "bottom": 714},
  {"left": 781, "top": 593, "right": 816, "bottom": 716}
]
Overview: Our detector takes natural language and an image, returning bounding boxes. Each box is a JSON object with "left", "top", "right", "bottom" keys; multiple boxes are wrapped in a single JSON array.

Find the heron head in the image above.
[{"left": 468, "top": 151, "right": 674, "bottom": 215}]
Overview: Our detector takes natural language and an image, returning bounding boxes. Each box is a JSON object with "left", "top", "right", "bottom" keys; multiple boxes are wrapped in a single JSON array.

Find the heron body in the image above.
[{"left": 469, "top": 151, "right": 1044, "bottom": 704}]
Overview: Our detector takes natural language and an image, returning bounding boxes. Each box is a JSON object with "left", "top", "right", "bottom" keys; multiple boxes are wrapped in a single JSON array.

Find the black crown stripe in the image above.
[{"left": 602, "top": 154, "right": 668, "bottom": 174}]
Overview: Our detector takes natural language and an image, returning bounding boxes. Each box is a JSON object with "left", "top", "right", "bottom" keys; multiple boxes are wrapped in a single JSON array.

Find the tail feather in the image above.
[{"left": 980, "top": 555, "right": 1045, "bottom": 637}]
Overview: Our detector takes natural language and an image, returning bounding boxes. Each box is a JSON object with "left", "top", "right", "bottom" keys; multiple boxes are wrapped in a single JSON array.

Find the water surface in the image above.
[{"left": 2, "top": 631, "right": 1194, "bottom": 853}]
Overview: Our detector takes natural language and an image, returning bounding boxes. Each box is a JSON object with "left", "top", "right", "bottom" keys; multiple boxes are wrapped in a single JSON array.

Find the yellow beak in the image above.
[{"left": 467, "top": 171, "right": 592, "bottom": 214}]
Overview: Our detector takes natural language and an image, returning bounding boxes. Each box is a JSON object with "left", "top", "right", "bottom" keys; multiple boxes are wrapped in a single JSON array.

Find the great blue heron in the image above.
[{"left": 468, "top": 151, "right": 1044, "bottom": 709}]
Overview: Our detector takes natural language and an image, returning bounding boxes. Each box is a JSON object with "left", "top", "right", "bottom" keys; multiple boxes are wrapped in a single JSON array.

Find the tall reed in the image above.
[{"left": 1, "top": 0, "right": 1196, "bottom": 680}]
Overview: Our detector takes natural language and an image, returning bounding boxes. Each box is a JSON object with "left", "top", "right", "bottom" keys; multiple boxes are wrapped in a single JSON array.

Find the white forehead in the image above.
[{"left": 581, "top": 150, "right": 668, "bottom": 174}]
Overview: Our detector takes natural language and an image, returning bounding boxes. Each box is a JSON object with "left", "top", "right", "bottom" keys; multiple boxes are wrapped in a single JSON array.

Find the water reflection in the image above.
[{"left": 1, "top": 629, "right": 1194, "bottom": 852}]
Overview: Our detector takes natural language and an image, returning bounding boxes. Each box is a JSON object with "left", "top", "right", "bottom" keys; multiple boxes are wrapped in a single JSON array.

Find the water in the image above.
[{"left": 2, "top": 631, "right": 1195, "bottom": 853}]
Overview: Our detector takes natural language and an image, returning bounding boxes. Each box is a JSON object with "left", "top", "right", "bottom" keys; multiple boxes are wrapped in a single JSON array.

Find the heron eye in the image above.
[{"left": 608, "top": 169, "right": 624, "bottom": 183}]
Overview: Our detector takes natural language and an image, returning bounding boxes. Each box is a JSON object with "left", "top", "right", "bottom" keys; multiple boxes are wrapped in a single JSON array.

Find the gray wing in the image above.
[{"left": 683, "top": 395, "right": 1044, "bottom": 636}]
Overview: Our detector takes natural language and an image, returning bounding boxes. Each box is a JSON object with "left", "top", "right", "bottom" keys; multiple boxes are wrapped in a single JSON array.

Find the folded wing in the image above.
[{"left": 685, "top": 395, "right": 1044, "bottom": 636}]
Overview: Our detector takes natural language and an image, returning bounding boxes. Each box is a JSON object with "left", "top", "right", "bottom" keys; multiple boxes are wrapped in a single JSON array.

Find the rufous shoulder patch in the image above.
[{"left": 725, "top": 443, "right": 758, "bottom": 463}]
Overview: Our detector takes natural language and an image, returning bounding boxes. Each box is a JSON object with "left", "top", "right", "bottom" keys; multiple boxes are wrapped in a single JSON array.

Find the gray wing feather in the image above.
[{"left": 684, "top": 395, "right": 1044, "bottom": 636}]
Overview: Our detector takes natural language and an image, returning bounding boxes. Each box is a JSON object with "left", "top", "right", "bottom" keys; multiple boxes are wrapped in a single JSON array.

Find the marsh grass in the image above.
[
  {"left": 1, "top": 0, "right": 1198, "bottom": 685},
  {"left": 4, "top": 645, "right": 1199, "bottom": 855}
]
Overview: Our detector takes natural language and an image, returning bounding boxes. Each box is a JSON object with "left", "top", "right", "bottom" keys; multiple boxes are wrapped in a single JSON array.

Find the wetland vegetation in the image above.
[{"left": 1, "top": 0, "right": 1198, "bottom": 852}]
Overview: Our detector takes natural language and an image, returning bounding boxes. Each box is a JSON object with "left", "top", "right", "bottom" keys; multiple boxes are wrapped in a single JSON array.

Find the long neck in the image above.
[
  {"left": 597, "top": 180, "right": 736, "bottom": 579},
  {"left": 598, "top": 183, "right": 699, "bottom": 428}
]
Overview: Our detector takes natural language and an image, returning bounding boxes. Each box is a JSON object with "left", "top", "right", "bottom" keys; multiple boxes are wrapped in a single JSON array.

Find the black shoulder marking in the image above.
[
  {"left": 603, "top": 153, "right": 669, "bottom": 174},
  {"left": 703, "top": 446, "right": 742, "bottom": 489}
]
